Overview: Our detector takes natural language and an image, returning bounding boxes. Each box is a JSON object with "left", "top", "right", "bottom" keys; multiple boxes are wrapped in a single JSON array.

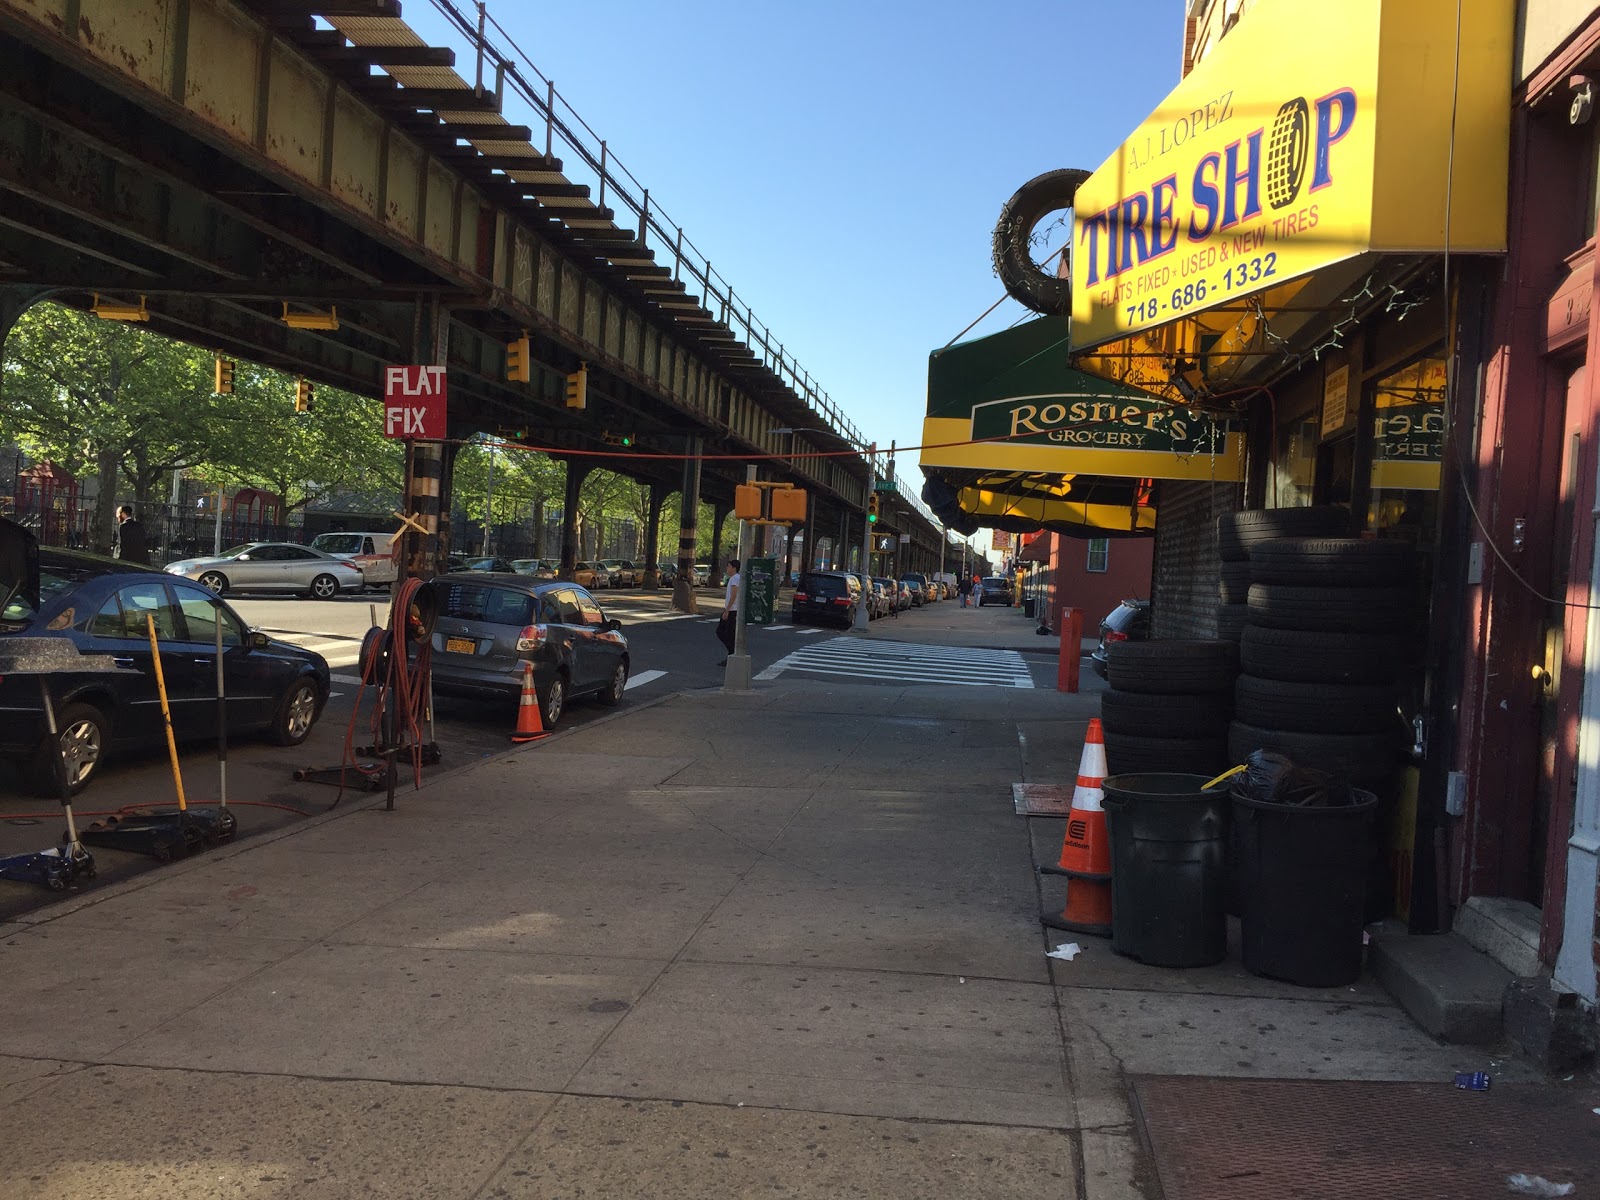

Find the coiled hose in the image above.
[{"left": 336, "top": 576, "right": 436, "bottom": 798}]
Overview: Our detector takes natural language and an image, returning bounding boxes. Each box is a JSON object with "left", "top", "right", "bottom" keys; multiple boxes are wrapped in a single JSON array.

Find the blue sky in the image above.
[{"left": 405, "top": 0, "right": 1184, "bottom": 487}]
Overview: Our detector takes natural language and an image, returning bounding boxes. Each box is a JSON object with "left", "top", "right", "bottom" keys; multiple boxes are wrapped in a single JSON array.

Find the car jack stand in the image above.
[
  {"left": 293, "top": 764, "right": 386, "bottom": 792},
  {"left": 0, "top": 677, "right": 97, "bottom": 890},
  {"left": 78, "top": 811, "right": 206, "bottom": 862}
]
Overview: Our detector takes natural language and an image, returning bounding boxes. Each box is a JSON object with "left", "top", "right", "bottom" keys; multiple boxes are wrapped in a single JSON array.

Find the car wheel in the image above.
[
  {"left": 198, "top": 571, "right": 228, "bottom": 595},
  {"left": 27, "top": 702, "right": 109, "bottom": 797},
  {"left": 541, "top": 674, "right": 567, "bottom": 727},
  {"left": 269, "top": 678, "right": 321, "bottom": 746},
  {"left": 308, "top": 573, "right": 339, "bottom": 600},
  {"left": 600, "top": 660, "right": 628, "bottom": 706}
]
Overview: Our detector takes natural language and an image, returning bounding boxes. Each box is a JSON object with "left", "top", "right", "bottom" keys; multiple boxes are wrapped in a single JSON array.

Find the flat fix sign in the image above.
[{"left": 383, "top": 366, "right": 448, "bottom": 440}]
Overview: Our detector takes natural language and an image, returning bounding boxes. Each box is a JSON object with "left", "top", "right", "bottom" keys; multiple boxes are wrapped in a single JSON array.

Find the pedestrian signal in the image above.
[
  {"left": 769, "top": 486, "right": 807, "bottom": 523},
  {"left": 506, "top": 333, "right": 530, "bottom": 383},
  {"left": 734, "top": 484, "right": 763, "bottom": 520},
  {"left": 565, "top": 364, "right": 588, "bottom": 410},
  {"left": 294, "top": 378, "right": 313, "bottom": 413}
]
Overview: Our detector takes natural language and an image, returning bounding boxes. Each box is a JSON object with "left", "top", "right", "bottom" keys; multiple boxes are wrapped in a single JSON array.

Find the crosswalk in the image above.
[{"left": 753, "top": 637, "right": 1036, "bottom": 688}]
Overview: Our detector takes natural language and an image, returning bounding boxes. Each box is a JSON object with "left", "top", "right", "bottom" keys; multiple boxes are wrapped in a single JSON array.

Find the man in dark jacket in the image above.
[{"left": 112, "top": 505, "right": 149, "bottom": 565}]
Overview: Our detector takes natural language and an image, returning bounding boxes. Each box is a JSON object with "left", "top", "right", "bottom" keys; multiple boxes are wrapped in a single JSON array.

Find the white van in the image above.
[{"left": 310, "top": 531, "right": 400, "bottom": 589}]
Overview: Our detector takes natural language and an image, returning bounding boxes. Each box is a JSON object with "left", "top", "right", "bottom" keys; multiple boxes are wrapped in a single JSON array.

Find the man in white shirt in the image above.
[{"left": 716, "top": 558, "right": 741, "bottom": 660}]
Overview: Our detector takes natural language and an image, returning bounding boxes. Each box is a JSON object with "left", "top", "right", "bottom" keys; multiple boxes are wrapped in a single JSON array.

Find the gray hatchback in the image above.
[{"left": 427, "top": 575, "right": 629, "bottom": 728}]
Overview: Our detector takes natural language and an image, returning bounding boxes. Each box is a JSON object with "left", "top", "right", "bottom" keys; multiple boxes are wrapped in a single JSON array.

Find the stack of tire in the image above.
[
  {"left": 1215, "top": 507, "right": 1352, "bottom": 641},
  {"left": 1101, "top": 640, "right": 1239, "bottom": 777},
  {"left": 1229, "top": 535, "right": 1417, "bottom": 919}
]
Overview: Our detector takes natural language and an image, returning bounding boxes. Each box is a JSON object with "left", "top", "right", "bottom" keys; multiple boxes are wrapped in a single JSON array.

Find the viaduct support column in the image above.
[
  {"left": 709, "top": 506, "right": 728, "bottom": 575},
  {"left": 642, "top": 484, "right": 667, "bottom": 589},
  {"left": 400, "top": 298, "right": 452, "bottom": 581},
  {"left": 672, "top": 436, "right": 702, "bottom": 612}
]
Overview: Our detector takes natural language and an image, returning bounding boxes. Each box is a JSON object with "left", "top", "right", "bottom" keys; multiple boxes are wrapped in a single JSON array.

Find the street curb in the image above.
[{"left": 9, "top": 687, "right": 689, "bottom": 930}]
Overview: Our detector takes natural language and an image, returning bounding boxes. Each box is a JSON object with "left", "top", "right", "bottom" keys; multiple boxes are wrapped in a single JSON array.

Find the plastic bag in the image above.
[{"left": 1229, "top": 749, "right": 1362, "bottom": 808}]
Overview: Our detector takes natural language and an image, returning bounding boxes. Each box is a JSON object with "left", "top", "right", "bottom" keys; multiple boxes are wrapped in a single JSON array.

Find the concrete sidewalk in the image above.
[
  {"left": 865, "top": 601, "right": 1094, "bottom": 655},
  {"left": 0, "top": 678, "right": 1532, "bottom": 1198}
]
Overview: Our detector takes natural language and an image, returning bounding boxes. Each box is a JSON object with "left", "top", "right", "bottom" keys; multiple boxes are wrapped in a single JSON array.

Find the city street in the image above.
[{"left": 0, "top": 588, "right": 1066, "bottom": 921}]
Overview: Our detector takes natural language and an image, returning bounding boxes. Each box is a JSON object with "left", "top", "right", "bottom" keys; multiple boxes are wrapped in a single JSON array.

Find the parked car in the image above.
[
  {"left": 601, "top": 559, "right": 639, "bottom": 587},
  {"left": 309, "top": 531, "right": 400, "bottom": 590},
  {"left": 1, "top": 547, "right": 331, "bottom": 795},
  {"left": 445, "top": 555, "right": 471, "bottom": 573},
  {"left": 844, "top": 572, "right": 877, "bottom": 619},
  {"left": 165, "top": 541, "right": 364, "bottom": 599},
  {"left": 873, "top": 577, "right": 907, "bottom": 614},
  {"left": 655, "top": 561, "right": 678, "bottom": 587},
  {"left": 511, "top": 559, "right": 558, "bottom": 579},
  {"left": 426, "top": 575, "right": 629, "bottom": 728},
  {"left": 460, "top": 556, "right": 516, "bottom": 574},
  {"left": 1090, "top": 599, "right": 1153, "bottom": 679},
  {"left": 900, "top": 573, "right": 929, "bottom": 607},
  {"left": 791, "top": 570, "right": 861, "bottom": 628},
  {"left": 573, "top": 561, "right": 611, "bottom": 589},
  {"left": 977, "top": 576, "right": 1014, "bottom": 607},
  {"left": 693, "top": 562, "right": 712, "bottom": 587}
]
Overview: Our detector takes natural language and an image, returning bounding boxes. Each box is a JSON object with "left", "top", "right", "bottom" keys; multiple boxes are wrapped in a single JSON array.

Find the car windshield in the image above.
[
  {"left": 434, "top": 580, "right": 536, "bottom": 625},
  {"left": 465, "top": 557, "right": 499, "bottom": 569},
  {"left": 983, "top": 577, "right": 1006, "bottom": 586},
  {"left": 801, "top": 574, "right": 847, "bottom": 594},
  {"left": 1105, "top": 602, "right": 1147, "bottom": 632},
  {"left": 1, "top": 564, "right": 81, "bottom": 621},
  {"left": 218, "top": 545, "right": 255, "bottom": 558},
  {"left": 312, "top": 534, "right": 363, "bottom": 554}
]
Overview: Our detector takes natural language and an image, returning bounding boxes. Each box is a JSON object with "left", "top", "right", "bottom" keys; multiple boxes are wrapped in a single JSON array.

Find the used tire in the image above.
[
  {"left": 1104, "top": 731, "right": 1229, "bottom": 777},
  {"left": 1219, "top": 561, "right": 1253, "bottom": 604},
  {"left": 1217, "top": 506, "right": 1352, "bottom": 561},
  {"left": 1101, "top": 688, "right": 1233, "bottom": 738},
  {"left": 1239, "top": 625, "right": 1411, "bottom": 684},
  {"left": 992, "top": 168, "right": 1090, "bottom": 316},
  {"left": 1106, "top": 640, "right": 1239, "bottom": 694},
  {"left": 1227, "top": 720, "right": 1401, "bottom": 788},
  {"left": 1248, "top": 537, "right": 1417, "bottom": 587},
  {"left": 1216, "top": 604, "right": 1249, "bottom": 642},
  {"left": 27, "top": 701, "right": 110, "bottom": 796},
  {"left": 1247, "top": 584, "right": 1415, "bottom": 633},
  {"left": 1234, "top": 675, "right": 1399, "bottom": 734}
]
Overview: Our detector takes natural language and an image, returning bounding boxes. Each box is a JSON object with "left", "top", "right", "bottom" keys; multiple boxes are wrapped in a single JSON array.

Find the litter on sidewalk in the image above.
[{"left": 1046, "top": 942, "right": 1082, "bottom": 961}]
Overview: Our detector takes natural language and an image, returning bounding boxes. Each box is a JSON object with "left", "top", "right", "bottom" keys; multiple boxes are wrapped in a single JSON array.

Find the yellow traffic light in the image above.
[
  {"left": 294, "top": 378, "right": 313, "bottom": 413},
  {"left": 868, "top": 493, "right": 880, "bottom": 524},
  {"left": 506, "top": 333, "right": 530, "bottom": 383},
  {"left": 565, "top": 364, "right": 588, "bottom": 410},
  {"left": 214, "top": 356, "right": 235, "bottom": 395}
]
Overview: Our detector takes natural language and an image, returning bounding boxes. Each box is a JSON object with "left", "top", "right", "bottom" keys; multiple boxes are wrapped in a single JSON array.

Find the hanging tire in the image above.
[
  {"left": 1227, "top": 721, "right": 1401, "bottom": 788},
  {"left": 1219, "top": 561, "right": 1253, "bottom": 604},
  {"left": 1247, "top": 584, "right": 1416, "bottom": 633},
  {"left": 991, "top": 168, "right": 1090, "bottom": 316},
  {"left": 1104, "top": 731, "right": 1229, "bottom": 777},
  {"left": 1248, "top": 537, "right": 1417, "bottom": 587},
  {"left": 1101, "top": 688, "right": 1233, "bottom": 738},
  {"left": 1106, "top": 640, "right": 1239, "bottom": 695},
  {"left": 1217, "top": 506, "right": 1352, "bottom": 561},
  {"left": 1239, "top": 625, "right": 1411, "bottom": 684},
  {"left": 1234, "top": 675, "right": 1400, "bottom": 734}
]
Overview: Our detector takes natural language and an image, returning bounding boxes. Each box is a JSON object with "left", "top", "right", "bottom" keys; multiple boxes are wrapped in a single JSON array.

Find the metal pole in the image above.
[
  {"left": 723, "top": 464, "right": 756, "bottom": 690},
  {"left": 212, "top": 489, "right": 223, "bottom": 557},
  {"left": 215, "top": 617, "right": 227, "bottom": 809},
  {"left": 855, "top": 446, "right": 874, "bottom": 630},
  {"left": 483, "top": 441, "right": 495, "bottom": 555}
]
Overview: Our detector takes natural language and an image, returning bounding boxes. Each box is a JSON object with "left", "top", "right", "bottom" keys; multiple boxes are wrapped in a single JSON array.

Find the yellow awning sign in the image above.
[{"left": 1068, "top": 0, "right": 1512, "bottom": 356}]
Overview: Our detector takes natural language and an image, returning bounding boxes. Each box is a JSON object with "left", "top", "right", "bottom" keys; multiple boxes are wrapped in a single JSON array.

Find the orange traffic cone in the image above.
[
  {"left": 510, "top": 662, "right": 547, "bottom": 742},
  {"left": 1039, "top": 717, "right": 1113, "bottom": 937}
]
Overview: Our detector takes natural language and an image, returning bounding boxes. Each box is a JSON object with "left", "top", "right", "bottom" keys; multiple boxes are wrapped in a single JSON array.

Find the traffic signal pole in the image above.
[
  {"left": 856, "top": 444, "right": 874, "bottom": 631},
  {"left": 723, "top": 464, "right": 756, "bottom": 691}
]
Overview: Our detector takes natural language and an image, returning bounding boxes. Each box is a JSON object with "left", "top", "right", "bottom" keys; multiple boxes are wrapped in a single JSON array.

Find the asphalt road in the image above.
[{"left": 0, "top": 585, "right": 1056, "bottom": 919}]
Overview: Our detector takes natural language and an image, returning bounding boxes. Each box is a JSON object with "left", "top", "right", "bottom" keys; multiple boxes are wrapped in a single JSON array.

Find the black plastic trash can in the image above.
[
  {"left": 1100, "top": 774, "right": 1230, "bottom": 967},
  {"left": 1233, "top": 791, "right": 1378, "bottom": 987},
  {"left": 1022, "top": 597, "right": 1038, "bottom": 618}
]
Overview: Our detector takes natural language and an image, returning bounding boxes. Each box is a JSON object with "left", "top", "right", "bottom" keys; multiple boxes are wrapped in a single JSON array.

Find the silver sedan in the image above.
[{"left": 165, "top": 542, "right": 365, "bottom": 599}]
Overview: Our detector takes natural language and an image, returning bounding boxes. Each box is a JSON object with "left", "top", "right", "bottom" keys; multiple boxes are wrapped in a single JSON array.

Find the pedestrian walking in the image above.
[
  {"left": 715, "top": 557, "right": 741, "bottom": 661},
  {"left": 112, "top": 504, "right": 148, "bottom": 565},
  {"left": 958, "top": 573, "right": 974, "bottom": 608}
]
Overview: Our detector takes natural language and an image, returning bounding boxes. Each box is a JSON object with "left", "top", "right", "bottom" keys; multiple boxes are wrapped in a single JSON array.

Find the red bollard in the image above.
[{"left": 1058, "top": 607, "right": 1083, "bottom": 693}]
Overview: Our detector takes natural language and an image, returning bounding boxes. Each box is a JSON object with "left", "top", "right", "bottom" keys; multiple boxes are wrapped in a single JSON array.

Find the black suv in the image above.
[
  {"left": 792, "top": 571, "right": 861, "bottom": 628},
  {"left": 1089, "top": 599, "right": 1152, "bottom": 679}
]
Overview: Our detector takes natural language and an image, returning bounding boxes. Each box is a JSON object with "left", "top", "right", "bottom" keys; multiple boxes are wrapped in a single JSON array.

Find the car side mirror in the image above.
[
  {"left": 603, "top": 617, "right": 622, "bottom": 633},
  {"left": 236, "top": 553, "right": 251, "bottom": 561},
  {"left": 251, "top": 630, "right": 270, "bottom": 650}
]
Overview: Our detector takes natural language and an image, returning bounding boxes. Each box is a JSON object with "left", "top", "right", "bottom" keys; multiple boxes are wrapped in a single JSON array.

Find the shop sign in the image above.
[
  {"left": 992, "top": 530, "right": 1013, "bottom": 551},
  {"left": 1069, "top": 0, "right": 1513, "bottom": 352},
  {"left": 1370, "top": 357, "right": 1445, "bottom": 491},
  {"left": 1321, "top": 365, "right": 1351, "bottom": 438},
  {"left": 971, "top": 392, "right": 1227, "bottom": 456}
]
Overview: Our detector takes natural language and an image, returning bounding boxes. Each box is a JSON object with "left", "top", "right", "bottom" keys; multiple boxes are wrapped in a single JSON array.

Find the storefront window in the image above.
[
  {"left": 1272, "top": 409, "right": 1319, "bottom": 508},
  {"left": 1366, "top": 354, "right": 1446, "bottom": 551},
  {"left": 1086, "top": 538, "right": 1109, "bottom": 573}
]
